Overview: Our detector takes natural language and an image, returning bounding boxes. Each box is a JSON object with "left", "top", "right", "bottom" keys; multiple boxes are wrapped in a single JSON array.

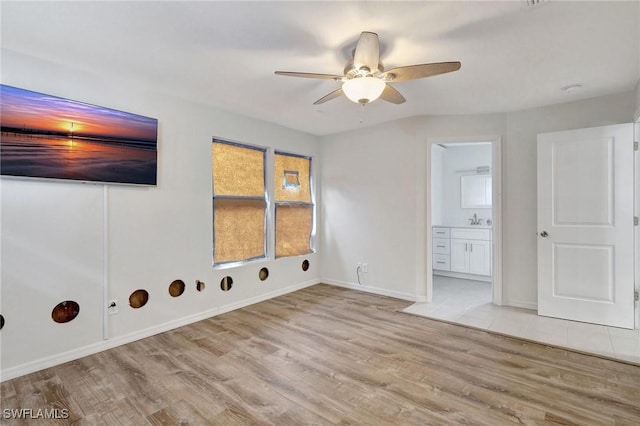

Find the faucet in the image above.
[{"left": 469, "top": 213, "right": 483, "bottom": 225}]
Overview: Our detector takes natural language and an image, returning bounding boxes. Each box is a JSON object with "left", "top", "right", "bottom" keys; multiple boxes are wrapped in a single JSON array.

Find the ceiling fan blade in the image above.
[
  {"left": 313, "top": 88, "right": 344, "bottom": 105},
  {"left": 381, "top": 62, "right": 461, "bottom": 82},
  {"left": 379, "top": 84, "right": 406, "bottom": 104},
  {"left": 353, "top": 32, "right": 380, "bottom": 72},
  {"left": 275, "top": 71, "right": 343, "bottom": 80}
]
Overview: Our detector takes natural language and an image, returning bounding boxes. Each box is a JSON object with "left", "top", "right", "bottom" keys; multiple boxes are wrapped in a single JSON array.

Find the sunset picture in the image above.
[{"left": 0, "top": 84, "right": 157, "bottom": 185}]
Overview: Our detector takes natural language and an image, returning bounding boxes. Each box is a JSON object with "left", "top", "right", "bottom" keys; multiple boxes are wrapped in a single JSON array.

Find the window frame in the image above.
[
  {"left": 273, "top": 150, "right": 316, "bottom": 258},
  {"left": 212, "top": 138, "right": 270, "bottom": 268}
]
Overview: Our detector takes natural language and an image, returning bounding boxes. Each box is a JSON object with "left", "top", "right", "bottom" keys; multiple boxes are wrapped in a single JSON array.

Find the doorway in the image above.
[{"left": 426, "top": 136, "right": 503, "bottom": 306}]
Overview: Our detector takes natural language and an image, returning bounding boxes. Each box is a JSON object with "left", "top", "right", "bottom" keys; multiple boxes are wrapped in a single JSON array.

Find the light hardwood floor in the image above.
[{"left": 1, "top": 284, "right": 639, "bottom": 425}]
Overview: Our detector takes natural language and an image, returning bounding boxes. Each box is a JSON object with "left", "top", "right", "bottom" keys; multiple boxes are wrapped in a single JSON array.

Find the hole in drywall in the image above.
[
  {"left": 168, "top": 279, "right": 186, "bottom": 297},
  {"left": 196, "top": 280, "right": 206, "bottom": 292},
  {"left": 220, "top": 276, "right": 233, "bottom": 291},
  {"left": 129, "top": 289, "right": 149, "bottom": 309},
  {"left": 302, "top": 259, "right": 310, "bottom": 271},
  {"left": 51, "top": 301, "right": 80, "bottom": 324},
  {"left": 0, "top": 314, "right": 4, "bottom": 330},
  {"left": 259, "top": 267, "right": 269, "bottom": 281}
]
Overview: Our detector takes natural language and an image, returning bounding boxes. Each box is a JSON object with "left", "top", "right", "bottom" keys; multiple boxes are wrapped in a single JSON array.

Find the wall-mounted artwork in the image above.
[{"left": 0, "top": 85, "right": 157, "bottom": 185}]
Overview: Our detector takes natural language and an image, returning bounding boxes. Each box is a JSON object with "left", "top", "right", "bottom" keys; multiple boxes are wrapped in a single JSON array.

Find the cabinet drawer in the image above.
[
  {"left": 451, "top": 228, "right": 491, "bottom": 241},
  {"left": 433, "top": 227, "right": 450, "bottom": 238},
  {"left": 433, "top": 238, "right": 450, "bottom": 254},
  {"left": 433, "top": 254, "right": 451, "bottom": 271}
]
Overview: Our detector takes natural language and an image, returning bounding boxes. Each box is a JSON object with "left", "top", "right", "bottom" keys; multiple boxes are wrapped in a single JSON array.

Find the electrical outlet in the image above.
[
  {"left": 108, "top": 300, "right": 119, "bottom": 315},
  {"left": 357, "top": 262, "right": 363, "bottom": 271},
  {"left": 362, "top": 263, "right": 368, "bottom": 273}
]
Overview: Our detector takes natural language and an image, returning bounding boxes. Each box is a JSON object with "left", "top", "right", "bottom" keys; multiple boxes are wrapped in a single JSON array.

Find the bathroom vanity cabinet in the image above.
[{"left": 432, "top": 226, "right": 492, "bottom": 279}]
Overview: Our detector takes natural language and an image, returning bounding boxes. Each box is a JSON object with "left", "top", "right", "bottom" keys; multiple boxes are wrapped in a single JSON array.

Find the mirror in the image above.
[{"left": 461, "top": 174, "right": 492, "bottom": 208}]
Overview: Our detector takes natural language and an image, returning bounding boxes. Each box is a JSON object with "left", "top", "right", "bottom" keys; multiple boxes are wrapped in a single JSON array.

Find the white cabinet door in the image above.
[
  {"left": 451, "top": 238, "right": 491, "bottom": 276},
  {"left": 537, "top": 124, "right": 634, "bottom": 329},
  {"left": 450, "top": 239, "right": 469, "bottom": 273},
  {"left": 469, "top": 240, "right": 491, "bottom": 276}
]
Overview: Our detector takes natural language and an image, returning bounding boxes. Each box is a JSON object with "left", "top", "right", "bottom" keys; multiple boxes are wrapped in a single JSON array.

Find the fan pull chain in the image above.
[{"left": 359, "top": 103, "right": 367, "bottom": 125}]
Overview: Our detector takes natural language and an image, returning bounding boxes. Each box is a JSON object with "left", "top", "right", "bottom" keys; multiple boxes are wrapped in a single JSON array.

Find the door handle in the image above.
[{"left": 539, "top": 231, "right": 549, "bottom": 238}]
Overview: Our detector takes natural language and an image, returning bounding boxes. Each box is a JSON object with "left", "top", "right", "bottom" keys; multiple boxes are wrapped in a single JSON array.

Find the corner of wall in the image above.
[{"left": 634, "top": 79, "right": 640, "bottom": 121}]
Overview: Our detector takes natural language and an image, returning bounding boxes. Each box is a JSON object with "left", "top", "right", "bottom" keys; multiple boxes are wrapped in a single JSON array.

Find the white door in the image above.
[
  {"left": 469, "top": 240, "right": 491, "bottom": 276},
  {"left": 537, "top": 124, "right": 635, "bottom": 329},
  {"left": 450, "top": 239, "right": 469, "bottom": 273}
]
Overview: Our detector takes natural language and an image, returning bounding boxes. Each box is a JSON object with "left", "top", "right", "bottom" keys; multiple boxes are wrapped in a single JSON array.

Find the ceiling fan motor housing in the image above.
[{"left": 343, "top": 61, "right": 385, "bottom": 79}]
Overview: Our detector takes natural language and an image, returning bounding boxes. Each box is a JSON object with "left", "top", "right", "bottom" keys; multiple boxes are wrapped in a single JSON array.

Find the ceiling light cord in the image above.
[{"left": 359, "top": 103, "right": 367, "bottom": 125}]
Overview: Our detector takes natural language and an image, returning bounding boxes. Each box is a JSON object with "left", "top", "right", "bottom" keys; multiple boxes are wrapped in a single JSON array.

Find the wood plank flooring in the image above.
[{"left": 1, "top": 284, "right": 639, "bottom": 425}]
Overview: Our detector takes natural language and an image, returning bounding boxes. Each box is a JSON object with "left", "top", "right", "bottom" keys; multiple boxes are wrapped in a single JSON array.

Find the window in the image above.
[
  {"left": 212, "top": 140, "right": 267, "bottom": 264},
  {"left": 274, "top": 152, "right": 314, "bottom": 258},
  {"left": 212, "top": 142, "right": 315, "bottom": 265}
]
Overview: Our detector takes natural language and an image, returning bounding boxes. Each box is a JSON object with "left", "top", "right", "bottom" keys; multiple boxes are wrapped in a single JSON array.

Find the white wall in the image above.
[
  {"left": 320, "top": 114, "right": 506, "bottom": 301},
  {"left": 320, "top": 119, "right": 422, "bottom": 299},
  {"left": 0, "top": 49, "right": 321, "bottom": 379},
  {"left": 320, "top": 92, "right": 634, "bottom": 308},
  {"left": 438, "top": 144, "right": 492, "bottom": 227},
  {"left": 503, "top": 92, "right": 634, "bottom": 308}
]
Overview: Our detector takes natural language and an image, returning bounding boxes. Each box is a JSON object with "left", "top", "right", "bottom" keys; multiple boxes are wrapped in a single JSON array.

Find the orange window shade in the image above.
[
  {"left": 213, "top": 142, "right": 265, "bottom": 197},
  {"left": 275, "top": 205, "right": 313, "bottom": 258},
  {"left": 274, "top": 154, "right": 311, "bottom": 202},
  {"left": 214, "top": 199, "right": 266, "bottom": 263}
]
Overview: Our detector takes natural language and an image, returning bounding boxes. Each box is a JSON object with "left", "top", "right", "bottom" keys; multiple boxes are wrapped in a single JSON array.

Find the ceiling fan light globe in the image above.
[{"left": 342, "top": 77, "right": 385, "bottom": 104}]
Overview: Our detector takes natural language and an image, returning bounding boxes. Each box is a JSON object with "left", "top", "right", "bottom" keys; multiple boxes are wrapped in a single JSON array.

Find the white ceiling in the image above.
[{"left": 2, "top": 1, "right": 638, "bottom": 136}]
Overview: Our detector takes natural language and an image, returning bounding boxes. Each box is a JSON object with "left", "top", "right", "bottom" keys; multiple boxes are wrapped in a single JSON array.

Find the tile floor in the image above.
[{"left": 404, "top": 275, "right": 640, "bottom": 364}]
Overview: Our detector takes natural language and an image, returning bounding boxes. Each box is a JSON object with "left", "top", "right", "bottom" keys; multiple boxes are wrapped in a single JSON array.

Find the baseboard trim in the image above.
[
  {"left": 217, "top": 278, "right": 320, "bottom": 315},
  {"left": 434, "top": 270, "right": 492, "bottom": 283},
  {"left": 323, "top": 278, "right": 423, "bottom": 302},
  {"left": 0, "top": 278, "right": 320, "bottom": 382},
  {"left": 505, "top": 299, "right": 538, "bottom": 311}
]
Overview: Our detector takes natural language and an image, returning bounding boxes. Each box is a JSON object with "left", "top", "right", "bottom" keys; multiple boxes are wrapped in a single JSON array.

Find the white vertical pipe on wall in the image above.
[{"left": 102, "top": 185, "right": 109, "bottom": 340}]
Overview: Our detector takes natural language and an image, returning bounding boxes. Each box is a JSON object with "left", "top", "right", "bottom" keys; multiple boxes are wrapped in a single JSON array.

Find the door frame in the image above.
[
  {"left": 425, "top": 136, "right": 503, "bottom": 305},
  {"left": 635, "top": 115, "right": 640, "bottom": 329}
]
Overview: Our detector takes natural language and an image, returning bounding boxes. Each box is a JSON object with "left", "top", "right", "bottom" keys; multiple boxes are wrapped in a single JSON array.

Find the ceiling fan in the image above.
[{"left": 275, "top": 32, "right": 461, "bottom": 105}]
